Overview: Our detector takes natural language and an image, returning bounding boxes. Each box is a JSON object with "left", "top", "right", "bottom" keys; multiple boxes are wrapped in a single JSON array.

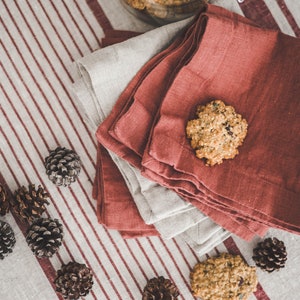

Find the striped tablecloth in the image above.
[{"left": 1, "top": 1, "right": 299, "bottom": 299}]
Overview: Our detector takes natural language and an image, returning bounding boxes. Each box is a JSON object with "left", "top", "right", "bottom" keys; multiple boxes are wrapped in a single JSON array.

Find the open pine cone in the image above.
[
  {"left": 142, "top": 276, "right": 179, "bottom": 300},
  {"left": 0, "top": 184, "right": 10, "bottom": 216},
  {"left": 0, "top": 220, "right": 16, "bottom": 260},
  {"left": 252, "top": 237, "right": 287, "bottom": 272},
  {"left": 11, "top": 184, "right": 50, "bottom": 223},
  {"left": 54, "top": 261, "right": 94, "bottom": 300},
  {"left": 26, "top": 217, "right": 63, "bottom": 258},
  {"left": 44, "top": 146, "right": 81, "bottom": 187}
]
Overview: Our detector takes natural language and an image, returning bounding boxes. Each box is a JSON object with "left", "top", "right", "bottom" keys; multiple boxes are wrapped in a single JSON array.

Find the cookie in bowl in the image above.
[{"left": 121, "top": 0, "right": 208, "bottom": 25}]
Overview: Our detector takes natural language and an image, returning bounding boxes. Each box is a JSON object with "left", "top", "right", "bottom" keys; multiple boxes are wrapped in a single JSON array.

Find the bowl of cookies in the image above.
[{"left": 121, "top": 0, "right": 208, "bottom": 25}]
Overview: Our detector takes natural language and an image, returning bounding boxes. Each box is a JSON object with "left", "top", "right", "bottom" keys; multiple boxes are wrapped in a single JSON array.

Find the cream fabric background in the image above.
[{"left": 1, "top": 1, "right": 299, "bottom": 299}]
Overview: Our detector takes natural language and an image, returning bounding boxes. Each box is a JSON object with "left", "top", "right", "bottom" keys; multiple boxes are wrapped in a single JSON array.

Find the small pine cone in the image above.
[
  {"left": 44, "top": 146, "right": 81, "bottom": 187},
  {"left": 0, "top": 184, "right": 10, "bottom": 216},
  {"left": 142, "top": 276, "right": 179, "bottom": 300},
  {"left": 11, "top": 184, "right": 50, "bottom": 223},
  {"left": 26, "top": 217, "right": 63, "bottom": 258},
  {"left": 0, "top": 220, "right": 16, "bottom": 260},
  {"left": 253, "top": 237, "right": 287, "bottom": 272},
  {"left": 54, "top": 261, "right": 94, "bottom": 300}
]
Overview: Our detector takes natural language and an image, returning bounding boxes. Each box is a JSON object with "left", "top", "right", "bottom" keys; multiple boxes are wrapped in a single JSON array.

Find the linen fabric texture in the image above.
[{"left": 96, "top": 4, "right": 300, "bottom": 241}]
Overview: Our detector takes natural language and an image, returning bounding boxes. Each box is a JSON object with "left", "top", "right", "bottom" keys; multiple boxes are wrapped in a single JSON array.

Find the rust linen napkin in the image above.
[
  {"left": 93, "top": 143, "right": 158, "bottom": 238},
  {"left": 97, "top": 4, "right": 300, "bottom": 240},
  {"left": 142, "top": 7, "right": 300, "bottom": 236}
]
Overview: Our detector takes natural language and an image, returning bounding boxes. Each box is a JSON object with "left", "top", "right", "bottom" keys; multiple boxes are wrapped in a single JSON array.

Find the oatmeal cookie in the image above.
[
  {"left": 190, "top": 253, "right": 257, "bottom": 300},
  {"left": 186, "top": 100, "right": 248, "bottom": 166}
]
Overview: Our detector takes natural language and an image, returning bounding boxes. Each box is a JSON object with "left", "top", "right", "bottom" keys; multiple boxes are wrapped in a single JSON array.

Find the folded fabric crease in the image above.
[{"left": 74, "top": 4, "right": 300, "bottom": 255}]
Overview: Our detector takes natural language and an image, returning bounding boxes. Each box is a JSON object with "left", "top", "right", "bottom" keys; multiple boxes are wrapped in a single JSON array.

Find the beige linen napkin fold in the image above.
[{"left": 73, "top": 18, "right": 230, "bottom": 255}]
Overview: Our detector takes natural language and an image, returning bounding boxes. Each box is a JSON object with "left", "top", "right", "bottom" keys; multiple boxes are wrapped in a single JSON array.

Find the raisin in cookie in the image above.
[
  {"left": 186, "top": 100, "right": 248, "bottom": 166},
  {"left": 190, "top": 253, "right": 257, "bottom": 300}
]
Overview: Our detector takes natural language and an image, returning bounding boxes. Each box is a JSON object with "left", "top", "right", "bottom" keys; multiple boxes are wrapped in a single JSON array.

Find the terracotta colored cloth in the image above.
[
  {"left": 97, "top": 4, "right": 300, "bottom": 240},
  {"left": 101, "top": 29, "right": 142, "bottom": 47},
  {"left": 93, "top": 143, "right": 158, "bottom": 238}
]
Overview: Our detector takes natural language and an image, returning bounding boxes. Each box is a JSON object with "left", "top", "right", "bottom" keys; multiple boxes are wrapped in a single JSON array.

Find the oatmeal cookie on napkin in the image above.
[{"left": 186, "top": 100, "right": 248, "bottom": 166}]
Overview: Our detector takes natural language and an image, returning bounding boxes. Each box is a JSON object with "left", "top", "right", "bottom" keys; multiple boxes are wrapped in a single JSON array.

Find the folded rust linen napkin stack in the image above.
[
  {"left": 74, "top": 13, "right": 231, "bottom": 255},
  {"left": 96, "top": 4, "right": 300, "bottom": 241}
]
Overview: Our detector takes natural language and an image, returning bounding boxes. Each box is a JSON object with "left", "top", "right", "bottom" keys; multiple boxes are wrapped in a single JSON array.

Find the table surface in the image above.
[{"left": 1, "top": 1, "right": 300, "bottom": 299}]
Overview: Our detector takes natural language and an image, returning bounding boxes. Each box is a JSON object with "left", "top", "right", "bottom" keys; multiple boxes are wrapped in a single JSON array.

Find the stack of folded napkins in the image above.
[{"left": 73, "top": 4, "right": 300, "bottom": 255}]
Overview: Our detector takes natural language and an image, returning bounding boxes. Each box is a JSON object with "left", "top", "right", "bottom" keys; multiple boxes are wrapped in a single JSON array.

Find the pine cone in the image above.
[
  {"left": 44, "top": 146, "right": 81, "bottom": 187},
  {"left": 142, "top": 276, "right": 179, "bottom": 300},
  {"left": 252, "top": 237, "right": 287, "bottom": 272},
  {"left": 11, "top": 184, "right": 50, "bottom": 223},
  {"left": 54, "top": 261, "right": 94, "bottom": 300},
  {"left": 0, "top": 184, "right": 10, "bottom": 216},
  {"left": 0, "top": 220, "right": 16, "bottom": 260},
  {"left": 26, "top": 217, "right": 63, "bottom": 258}
]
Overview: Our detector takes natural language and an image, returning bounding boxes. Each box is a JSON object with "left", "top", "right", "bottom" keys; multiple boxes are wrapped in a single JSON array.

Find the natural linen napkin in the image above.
[
  {"left": 97, "top": 4, "right": 300, "bottom": 240},
  {"left": 74, "top": 16, "right": 230, "bottom": 255}
]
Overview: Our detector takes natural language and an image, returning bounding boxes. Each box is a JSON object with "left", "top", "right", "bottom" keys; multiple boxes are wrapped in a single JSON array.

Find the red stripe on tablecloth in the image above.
[
  {"left": 47, "top": 0, "right": 97, "bottom": 52},
  {"left": 277, "top": 0, "right": 300, "bottom": 37},
  {"left": 12, "top": 1, "right": 97, "bottom": 155},
  {"left": 2, "top": 4, "right": 95, "bottom": 182},
  {"left": 71, "top": 0, "right": 101, "bottom": 44},
  {"left": 38, "top": 1, "right": 85, "bottom": 58},
  {"left": 146, "top": 237, "right": 192, "bottom": 296},
  {"left": 0, "top": 173, "right": 64, "bottom": 300},
  {"left": 173, "top": 238, "right": 197, "bottom": 269},
  {"left": 136, "top": 239, "right": 159, "bottom": 277},
  {"left": 238, "top": 0, "right": 280, "bottom": 31},
  {"left": 124, "top": 240, "right": 153, "bottom": 281},
  {"left": 224, "top": 237, "right": 271, "bottom": 300},
  {"left": 86, "top": 0, "right": 113, "bottom": 33},
  {"left": 160, "top": 239, "right": 193, "bottom": 292},
  {"left": 1, "top": 36, "right": 94, "bottom": 190}
]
